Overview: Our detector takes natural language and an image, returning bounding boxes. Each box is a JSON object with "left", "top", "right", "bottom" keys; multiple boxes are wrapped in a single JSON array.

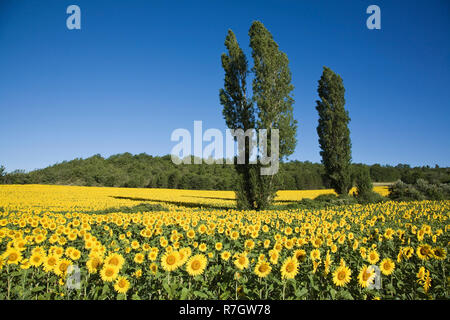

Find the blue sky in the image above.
[{"left": 0, "top": 0, "right": 449, "bottom": 172}]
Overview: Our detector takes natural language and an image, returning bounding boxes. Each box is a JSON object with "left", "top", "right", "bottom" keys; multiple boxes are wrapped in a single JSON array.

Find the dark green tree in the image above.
[
  {"left": 0, "top": 165, "right": 5, "bottom": 183},
  {"left": 354, "top": 166, "right": 373, "bottom": 198},
  {"left": 249, "top": 21, "right": 297, "bottom": 209},
  {"left": 220, "top": 21, "right": 297, "bottom": 210},
  {"left": 167, "top": 170, "right": 181, "bottom": 189},
  {"left": 316, "top": 66, "right": 352, "bottom": 195},
  {"left": 219, "top": 29, "right": 257, "bottom": 209}
]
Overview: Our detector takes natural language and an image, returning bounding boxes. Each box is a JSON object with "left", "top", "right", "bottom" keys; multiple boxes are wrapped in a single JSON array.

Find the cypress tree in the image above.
[{"left": 316, "top": 66, "right": 352, "bottom": 195}]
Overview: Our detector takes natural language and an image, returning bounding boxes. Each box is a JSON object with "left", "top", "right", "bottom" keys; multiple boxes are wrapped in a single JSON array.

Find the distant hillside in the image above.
[{"left": 1, "top": 153, "right": 449, "bottom": 190}]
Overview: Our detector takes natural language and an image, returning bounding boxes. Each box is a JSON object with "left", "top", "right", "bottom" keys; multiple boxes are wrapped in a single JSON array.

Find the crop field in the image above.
[{"left": 0, "top": 184, "right": 448, "bottom": 300}]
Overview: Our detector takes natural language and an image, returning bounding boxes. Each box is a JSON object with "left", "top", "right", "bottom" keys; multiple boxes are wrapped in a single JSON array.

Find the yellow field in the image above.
[
  {"left": 0, "top": 184, "right": 389, "bottom": 212},
  {"left": 0, "top": 184, "right": 448, "bottom": 300}
]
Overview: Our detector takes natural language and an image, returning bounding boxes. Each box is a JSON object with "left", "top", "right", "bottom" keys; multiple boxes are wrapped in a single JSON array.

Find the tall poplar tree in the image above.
[
  {"left": 220, "top": 21, "right": 297, "bottom": 210},
  {"left": 219, "top": 30, "right": 257, "bottom": 209},
  {"left": 315, "top": 66, "right": 352, "bottom": 195}
]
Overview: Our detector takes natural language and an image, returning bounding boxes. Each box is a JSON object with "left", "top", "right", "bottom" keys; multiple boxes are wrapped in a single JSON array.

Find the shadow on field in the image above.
[
  {"left": 181, "top": 195, "right": 236, "bottom": 201},
  {"left": 110, "top": 196, "right": 233, "bottom": 211}
]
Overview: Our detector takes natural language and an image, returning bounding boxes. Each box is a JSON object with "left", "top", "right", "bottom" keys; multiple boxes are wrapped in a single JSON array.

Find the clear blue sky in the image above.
[{"left": 1, "top": 0, "right": 449, "bottom": 172}]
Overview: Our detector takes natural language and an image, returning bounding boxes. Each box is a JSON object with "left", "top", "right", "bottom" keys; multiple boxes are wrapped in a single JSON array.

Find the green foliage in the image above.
[
  {"left": 414, "top": 178, "right": 447, "bottom": 200},
  {"left": 353, "top": 166, "right": 373, "bottom": 198},
  {"left": 284, "top": 193, "right": 358, "bottom": 210},
  {"left": 219, "top": 29, "right": 257, "bottom": 210},
  {"left": 2, "top": 153, "right": 449, "bottom": 192},
  {"left": 0, "top": 165, "right": 5, "bottom": 183},
  {"left": 249, "top": 21, "right": 297, "bottom": 159},
  {"left": 388, "top": 181, "right": 425, "bottom": 201},
  {"left": 316, "top": 66, "right": 352, "bottom": 195},
  {"left": 389, "top": 179, "right": 450, "bottom": 201},
  {"left": 219, "top": 21, "right": 297, "bottom": 210}
]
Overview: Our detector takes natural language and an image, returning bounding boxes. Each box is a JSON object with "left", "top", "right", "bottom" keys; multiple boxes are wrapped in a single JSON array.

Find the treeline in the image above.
[{"left": 1, "top": 153, "right": 449, "bottom": 190}]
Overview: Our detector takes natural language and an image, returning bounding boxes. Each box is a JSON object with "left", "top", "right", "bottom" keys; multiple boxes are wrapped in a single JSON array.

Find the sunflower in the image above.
[
  {"left": 254, "top": 261, "right": 271, "bottom": 278},
  {"left": 86, "top": 255, "right": 102, "bottom": 274},
  {"left": 292, "top": 249, "right": 306, "bottom": 263},
  {"left": 234, "top": 253, "right": 249, "bottom": 270},
  {"left": 148, "top": 251, "right": 158, "bottom": 261},
  {"left": 31, "top": 246, "right": 45, "bottom": 255},
  {"left": 432, "top": 247, "right": 446, "bottom": 260},
  {"left": 423, "top": 271, "right": 432, "bottom": 293},
  {"left": 221, "top": 251, "right": 231, "bottom": 261},
  {"left": 186, "top": 229, "right": 195, "bottom": 239},
  {"left": 416, "top": 266, "right": 426, "bottom": 281},
  {"left": 186, "top": 254, "right": 207, "bottom": 276},
  {"left": 244, "top": 239, "right": 255, "bottom": 250},
  {"left": 114, "top": 276, "right": 130, "bottom": 294},
  {"left": 310, "top": 249, "right": 321, "bottom": 261},
  {"left": 54, "top": 259, "right": 71, "bottom": 277},
  {"left": 177, "top": 249, "right": 189, "bottom": 266},
  {"left": 367, "top": 249, "right": 380, "bottom": 264},
  {"left": 43, "top": 255, "right": 60, "bottom": 273},
  {"left": 357, "top": 265, "right": 375, "bottom": 288},
  {"left": 402, "top": 247, "right": 414, "bottom": 259},
  {"left": 417, "top": 244, "right": 432, "bottom": 261},
  {"left": 131, "top": 240, "right": 140, "bottom": 250},
  {"left": 198, "top": 243, "right": 207, "bottom": 252},
  {"left": 100, "top": 265, "right": 119, "bottom": 282},
  {"left": 269, "top": 249, "right": 279, "bottom": 265},
  {"left": 149, "top": 262, "right": 158, "bottom": 275},
  {"left": 215, "top": 242, "right": 223, "bottom": 251},
  {"left": 230, "top": 231, "right": 239, "bottom": 240},
  {"left": 134, "top": 253, "right": 145, "bottom": 264},
  {"left": 312, "top": 260, "right": 321, "bottom": 274},
  {"left": 30, "top": 252, "right": 44, "bottom": 267},
  {"left": 280, "top": 257, "right": 298, "bottom": 279},
  {"left": 161, "top": 251, "right": 179, "bottom": 272},
  {"left": 331, "top": 244, "right": 338, "bottom": 253},
  {"left": 69, "top": 249, "right": 81, "bottom": 261},
  {"left": 104, "top": 253, "right": 125, "bottom": 269},
  {"left": 2, "top": 247, "right": 23, "bottom": 265},
  {"left": 332, "top": 265, "right": 351, "bottom": 287},
  {"left": 379, "top": 258, "right": 395, "bottom": 275},
  {"left": 20, "top": 259, "right": 31, "bottom": 270}
]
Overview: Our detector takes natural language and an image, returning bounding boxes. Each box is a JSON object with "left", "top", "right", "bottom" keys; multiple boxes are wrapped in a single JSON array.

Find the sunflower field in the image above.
[{"left": 0, "top": 185, "right": 448, "bottom": 300}]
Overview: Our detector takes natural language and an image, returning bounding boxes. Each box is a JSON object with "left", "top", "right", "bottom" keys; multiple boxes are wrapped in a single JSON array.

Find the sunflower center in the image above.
[
  {"left": 106, "top": 268, "right": 114, "bottom": 277},
  {"left": 338, "top": 271, "right": 346, "bottom": 280},
  {"left": 167, "top": 255, "right": 176, "bottom": 265},
  {"left": 9, "top": 253, "right": 18, "bottom": 261},
  {"left": 191, "top": 260, "right": 201, "bottom": 270},
  {"left": 259, "top": 264, "right": 268, "bottom": 273},
  {"left": 119, "top": 279, "right": 127, "bottom": 288},
  {"left": 286, "top": 262, "right": 295, "bottom": 273}
]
